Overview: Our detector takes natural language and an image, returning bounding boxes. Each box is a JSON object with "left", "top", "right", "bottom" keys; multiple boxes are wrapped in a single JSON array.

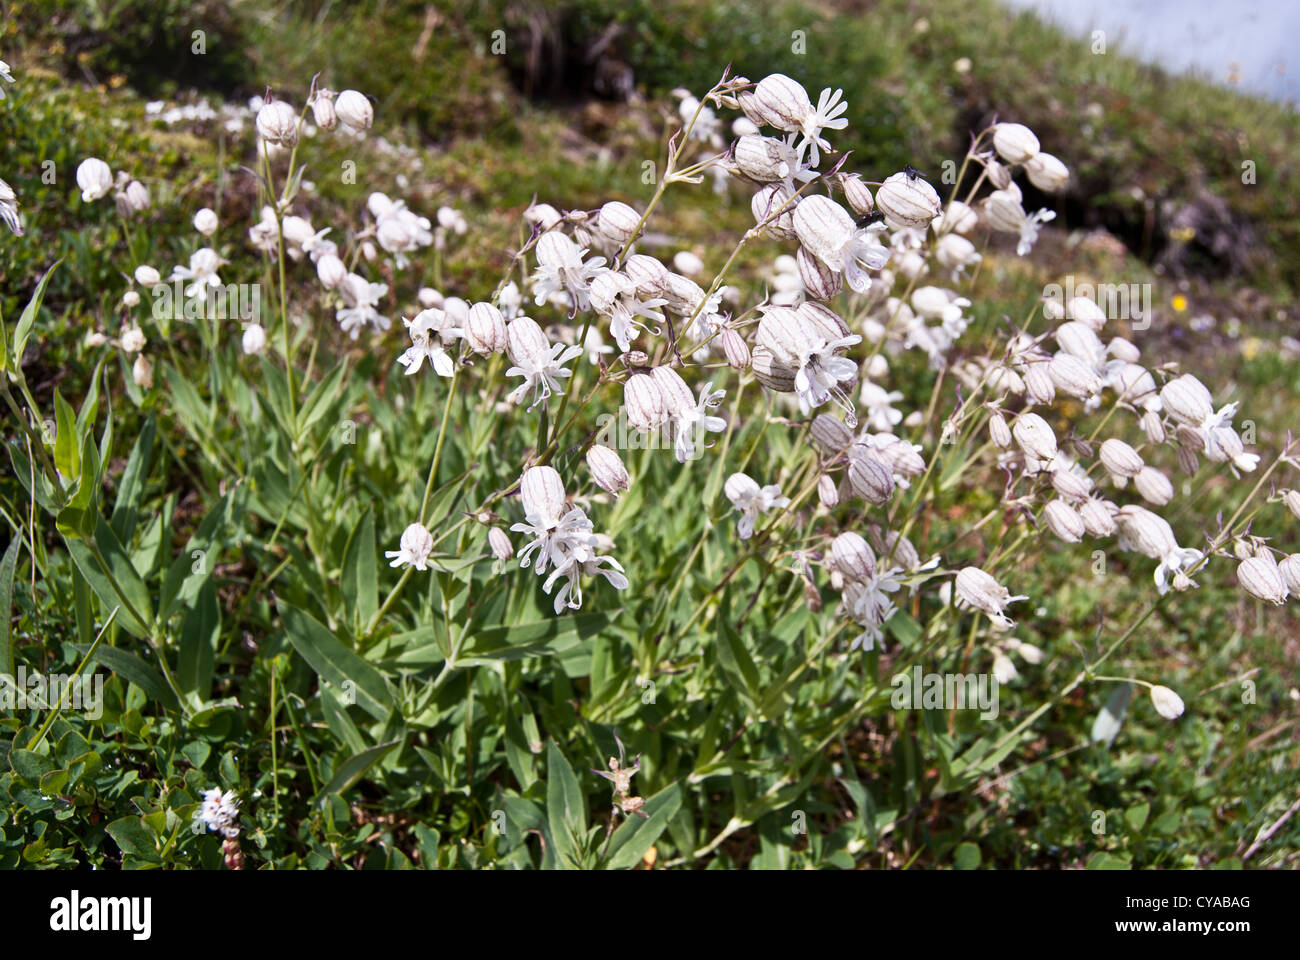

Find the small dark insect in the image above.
[
  {"left": 903, "top": 164, "right": 928, "bottom": 182},
  {"left": 859, "top": 210, "right": 886, "bottom": 227}
]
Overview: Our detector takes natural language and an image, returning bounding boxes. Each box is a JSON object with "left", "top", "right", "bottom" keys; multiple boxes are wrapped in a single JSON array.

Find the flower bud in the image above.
[
  {"left": 1141, "top": 410, "right": 1165, "bottom": 446},
  {"left": 831, "top": 532, "right": 877, "bottom": 582},
  {"left": 256, "top": 99, "right": 299, "bottom": 146},
  {"left": 1024, "top": 151, "right": 1068, "bottom": 191},
  {"left": 811, "top": 414, "right": 854, "bottom": 455},
  {"left": 194, "top": 207, "right": 219, "bottom": 236},
  {"left": 989, "top": 410, "right": 1012, "bottom": 448},
  {"left": 132, "top": 353, "right": 154, "bottom": 389},
  {"left": 488, "top": 527, "right": 514, "bottom": 562},
  {"left": 1150, "top": 685, "right": 1184, "bottom": 720},
  {"left": 875, "top": 171, "right": 942, "bottom": 229},
  {"left": 335, "top": 89, "right": 373, "bottom": 130},
  {"left": 241, "top": 323, "right": 266, "bottom": 355},
  {"left": 76, "top": 158, "right": 113, "bottom": 202},
  {"left": 466, "top": 302, "right": 508, "bottom": 356},
  {"left": 720, "top": 327, "right": 751, "bottom": 370},
  {"left": 650, "top": 365, "right": 694, "bottom": 416},
  {"left": 983, "top": 155, "right": 1012, "bottom": 189},
  {"left": 1237, "top": 555, "right": 1288, "bottom": 605},
  {"left": 992, "top": 122, "right": 1040, "bottom": 164},
  {"left": 1099, "top": 438, "right": 1144, "bottom": 478},
  {"left": 123, "top": 180, "right": 149, "bottom": 213},
  {"left": 840, "top": 173, "right": 875, "bottom": 216},
  {"left": 587, "top": 444, "right": 631, "bottom": 497},
  {"left": 1134, "top": 466, "right": 1173, "bottom": 505},
  {"left": 134, "top": 265, "right": 162, "bottom": 286},
  {"left": 1050, "top": 468, "right": 1093, "bottom": 501},
  {"left": 847, "top": 454, "right": 895, "bottom": 505},
  {"left": 954, "top": 567, "right": 1026, "bottom": 626},
  {"left": 818, "top": 474, "right": 838, "bottom": 508},
  {"left": 317, "top": 253, "right": 346, "bottom": 289},
  {"left": 1043, "top": 499, "right": 1085, "bottom": 542}
]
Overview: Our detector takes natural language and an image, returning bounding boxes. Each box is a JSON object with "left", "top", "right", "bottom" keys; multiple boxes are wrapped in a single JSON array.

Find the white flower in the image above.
[
  {"left": 843, "top": 566, "right": 902, "bottom": 651},
  {"left": 954, "top": 567, "right": 1028, "bottom": 629},
  {"left": 76, "top": 158, "right": 114, "bottom": 202},
  {"left": 195, "top": 787, "right": 241, "bottom": 839},
  {"left": 241, "top": 323, "right": 266, "bottom": 355},
  {"left": 1149, "top": 684, "right": 1185, "bottom": 720},
  {"left": 0, "top": 178, "right": 22, "bottom": 236},
  {"left": 668, "top": 379, "right": 727, "bottom": 463},
  {"left": 543, "top": 553, "right": 629, "bottom": 614},
  {"left": 120, "top": 326, "right": 146, "bottom": 354},
  {"left": 588, "top": 271, "right": 664, "bottom": 352},
  {"left": 170, "top": 247, "right": 223, "bottom": 298},
  {"left": 0, "top": 59, "right": 13, "bottom": 98},
  {"left": 724, "top": 473, "right": 789, "bottom": 540},
  {"left": 193, "top": 207, "right": 219, "bottom": 236},
  {"left": 397, "top": 308, "right": 462, "bottom": 377},
  {"left": 335, "top": 89, "right": 373, "bottom": 131},
  {"left": 1116, "top": 505, "right": 1203, "bottom": 595},
  {"left": 256, "top": 99, "right": 299, "bottom": 146},
  {"left": 385, "top": 522, "right": 434, "bottom": 571},
  {"left": 336, "top": 273, "right": 390, "bottom": 339},
  {"left": 505, "top": 325, "right": 582, "bottom": 409},
  {"left": 858, "top": 381, "right": 904, "bottom": 432},
  {"left": 793, "top": 195, "right": 890, "bottom": 294},
  {"left": 530, "top": 232, "right": 606, "bottom": 313}
]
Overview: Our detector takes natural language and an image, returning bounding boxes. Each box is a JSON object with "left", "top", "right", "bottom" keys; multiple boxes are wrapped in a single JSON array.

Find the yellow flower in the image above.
[{"left": 1171, "top": 294, "right": 1188, "bottom": 312}]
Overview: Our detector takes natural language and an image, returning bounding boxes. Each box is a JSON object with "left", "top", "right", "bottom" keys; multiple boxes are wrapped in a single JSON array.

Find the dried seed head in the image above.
[
  {"left": 587, "top": 444, "right": 631, "bottom": 497},
  {"left": 1149, "top": 685, "right": 1185, "bottom": 720},
  {"left": 847, "top": 454, "right": 895, "bottom": 505},
  {"left": 488, "top": 527, "right": 514, "bottom": 562},
  {"left": 466, "top": 302, "right": 507, "bottom": 356},
  {"left": 992, "top": 122, "right": 1040, "bottom": 164},
  {"left": 1099, "top": 438, "right": 1145, "bottom": 478},
  {"left": 831, "top": 531, "right": 877, "bottom": 582},
  {"left": 1237, "top": 555, "right": 1288, "bottom": 605},
  {"left": 1134, "top": 466, "right": 1173, "bottom": 506},
  {"left": 875, "top": 171, "right": 942, "bottom": 229}
]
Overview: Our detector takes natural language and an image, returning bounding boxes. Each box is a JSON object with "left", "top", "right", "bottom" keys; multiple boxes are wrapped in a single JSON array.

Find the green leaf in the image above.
[
  {"left": 340, "top": 508, "right": 378, "bottom": 631},
  {"left": 454, "top": 611, "right": 616, "bottom": 665},
  {"left": 545, "top": 741, "right": 587, "bottom": 869},
  {"left": 63, "top": 517, "right": 154, "bottom": 638},
  {"left": 178, "top": 581, "right": 219, "bottom": 701},
  {"left": 110, "top": 417, "right": 156, "bottom": 543},
  {"left": 279, "top": 603, "right": 394, "bottom": 721},
  {"left": 159, "top": 492, "right": 237, "bottom": 622},
  {"left": 53, "top": 389, "right": 80, "bottom": 482},
  {"left": 79, "top": 643, "right": 178, "bottom": 711},
  {"left": 604, "top": 782, "right": 683, "bottom": 870},
  {"left": 1125, "top": 802, "right": 1150, "bottom": 833},
  {"left": 0, "top": 535, "right": 22, "bottom": 678},
  {"left": 105, "top": 816, "right": 161, "bottom": 863},
  {"left": 315, "top": 738, "right": 402, "bottom": 803},
  {"left": 11, "top": 261, "right": 60, "bottom": 369}
]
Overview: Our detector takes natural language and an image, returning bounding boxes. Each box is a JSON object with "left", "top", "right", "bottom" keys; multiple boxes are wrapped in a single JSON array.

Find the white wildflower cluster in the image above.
[
  {"left": 1, "top": 58, "right": 21, "bottom": 236},
  {"left": 194, "top": 787, "right": 241, "bottom": 839}
]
